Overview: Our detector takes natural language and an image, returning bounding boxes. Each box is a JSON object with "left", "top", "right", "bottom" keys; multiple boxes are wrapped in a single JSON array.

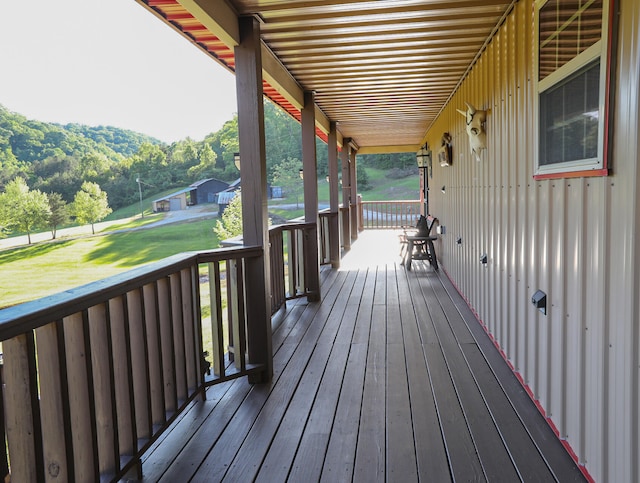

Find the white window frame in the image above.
[{"left": 534, "top": 0, "right": 613, "bottom": 179}]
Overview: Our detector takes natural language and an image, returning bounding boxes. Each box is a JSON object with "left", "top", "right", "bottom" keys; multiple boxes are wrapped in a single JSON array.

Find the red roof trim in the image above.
[{"left": 144, "top": 1, "right": 328, "bottom": 143}]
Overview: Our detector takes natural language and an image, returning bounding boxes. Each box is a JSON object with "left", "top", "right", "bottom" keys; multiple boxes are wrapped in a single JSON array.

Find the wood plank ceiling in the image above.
[{"left": 139, "top": 0, "right": 514, "bottom": 153}]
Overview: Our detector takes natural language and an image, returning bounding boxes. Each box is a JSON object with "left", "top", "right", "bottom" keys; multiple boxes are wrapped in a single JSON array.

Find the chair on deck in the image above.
[{"left": 399, "top": 215, "right": 439, "bottom": 271}]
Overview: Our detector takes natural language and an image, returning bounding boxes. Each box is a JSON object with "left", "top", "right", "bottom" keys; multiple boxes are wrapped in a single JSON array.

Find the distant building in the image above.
[
  {"left": 190, "top": 178, "right": 230, "bottom": 204},
  {"left": 152, "top": 178, "right": 230, "bottom": 212},
  {"left": 152, "top": 187, "right": 192, "bottom": 212},
  {"left": 216, "top": 178, "right": 240, "bottom": 215}
]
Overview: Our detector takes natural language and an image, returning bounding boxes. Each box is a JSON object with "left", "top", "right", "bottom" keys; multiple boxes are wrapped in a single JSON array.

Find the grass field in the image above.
[
  {"left": 0, "top": 168, "right": 418, "bottom": 309},
  {"left": 0, "top": 218, "right": 220, "bottom": 308}
]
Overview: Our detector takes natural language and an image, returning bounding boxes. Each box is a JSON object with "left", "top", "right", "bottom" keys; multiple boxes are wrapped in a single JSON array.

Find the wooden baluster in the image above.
[
  {"left": 143, "top": 282, "right": 166, "bottom": 427},
  {"left": 228, "top": 258, "right": 246, "bottom": 372},
  {"left": 296, "top": 228, "right": 305, "bottom": 295},
  {"left": 157, "top": 277, "right": 177, "bottom": 414},
  {"left": 35, "top": 323, "right": 70, "bottom": 482},
  {"left": 127, "top": 289, "right": 151, "bottom": 442},
  {"left": 63, "top": 312, "right": 96, "bottom": 481},
  {"left": 108, "top": 297, "right": 136, "bottom": 464},
  {"left": 0, "top": 357, "right": 10, "bottom": 481},
  {"left": 86, "top": 304, "right": 117, "bottom": 478},
  {"left": 225, "top": 259, "right": 235, "bottom": 364},
  {"left": 169, "top": 273, "right": 187, "bottom": 405},
  {"left": 209, "top": 261, "right": 225, "bottom": 378},
  {"left": 3, "top": 333, "right": 39, "bottom": 481},
  {"left": 181, "top": 268, "right": 197, "bottom": 394}
]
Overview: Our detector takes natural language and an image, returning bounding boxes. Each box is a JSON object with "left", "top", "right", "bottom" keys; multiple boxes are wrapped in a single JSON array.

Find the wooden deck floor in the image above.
[{"left": 136, "top": 231, "right": 585, "bottom": 482}]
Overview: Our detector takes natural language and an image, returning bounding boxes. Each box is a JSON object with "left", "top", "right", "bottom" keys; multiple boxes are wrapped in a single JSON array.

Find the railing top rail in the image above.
[
  {"left": 360, "top": 199, "right": 421, "bottom": 204},
  {"left": 268, "top": 221, "right": 316, "bottom": 234},
  {"left": 0, "top": 245, "right": 262, "bottom": 341}
]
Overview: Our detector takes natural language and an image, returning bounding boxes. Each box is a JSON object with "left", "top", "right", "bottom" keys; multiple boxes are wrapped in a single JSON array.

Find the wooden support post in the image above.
[
  {"left": 350, "top": 147, "right": 359, "bottom": 241},
  {"left": 235, "top": 15, "right": 273, "bottom": 382},
  {"left": 302, "top": 90, "right": 321, "bottom": 301},
  {"left": 341, "top": 142, "right": 351, "bottom": 251},
  {"left": 328, "top": 122, "right": 340, "bottom": 268}
]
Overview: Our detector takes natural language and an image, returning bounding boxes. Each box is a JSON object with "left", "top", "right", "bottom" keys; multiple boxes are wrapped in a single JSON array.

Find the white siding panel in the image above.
[
  {"left": 565, "top": 179, "right": 586, "bottom": 457},
  {"left": 424, "top": 0, "right": 640, "bottom": 480}
]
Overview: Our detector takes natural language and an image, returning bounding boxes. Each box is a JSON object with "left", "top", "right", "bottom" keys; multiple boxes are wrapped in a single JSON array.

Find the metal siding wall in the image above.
[{"left": 425, "top": 0, "right": 640, "bottom": 481}]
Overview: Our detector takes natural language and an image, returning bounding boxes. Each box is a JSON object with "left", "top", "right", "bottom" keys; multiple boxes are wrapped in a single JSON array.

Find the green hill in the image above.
[{"left": 0, "top": 103, "right": 161, "bottom": 166}]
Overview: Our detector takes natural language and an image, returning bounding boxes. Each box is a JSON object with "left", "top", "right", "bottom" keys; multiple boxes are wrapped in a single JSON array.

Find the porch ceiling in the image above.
[{"left": 138, "top": 0, "right": 513, "bottom": 153}]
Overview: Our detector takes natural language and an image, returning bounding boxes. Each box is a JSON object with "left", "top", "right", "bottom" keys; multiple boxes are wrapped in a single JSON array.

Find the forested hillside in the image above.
[{"left": 0, "top": 100, "right": 416, "bottom": 214}]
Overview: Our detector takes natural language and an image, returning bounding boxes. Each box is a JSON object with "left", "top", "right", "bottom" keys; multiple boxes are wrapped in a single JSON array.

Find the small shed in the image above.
[
  {"left": 152, "top": 188, "right": 192, "bottom": 212},
  {"left": 216, "top": 179, "right": 241, "bottom": 215}
]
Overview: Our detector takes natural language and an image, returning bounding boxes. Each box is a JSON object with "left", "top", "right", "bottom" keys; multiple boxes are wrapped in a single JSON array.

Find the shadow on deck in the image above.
[{"left": 136, "top": 230, "right": 585, "bottom": 482}]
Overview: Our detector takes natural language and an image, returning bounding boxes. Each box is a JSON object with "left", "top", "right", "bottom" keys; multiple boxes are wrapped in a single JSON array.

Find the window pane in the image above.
[
  {"left": 540, "top": 60, "right": 600, "bottom": 165},
  {"left": 539, "top": 0, "right": 560, "bottom": 79},
  {"left": 539, "top": 0, "right": 603, "bottom": 81},
  {"left": 580, "top": 0, "right": 603, "bottom": 53}
]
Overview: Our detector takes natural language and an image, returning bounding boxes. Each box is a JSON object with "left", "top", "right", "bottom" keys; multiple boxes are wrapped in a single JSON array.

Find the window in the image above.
[{"left": 535, "top": 0, "right": 614, "bottom": 178}]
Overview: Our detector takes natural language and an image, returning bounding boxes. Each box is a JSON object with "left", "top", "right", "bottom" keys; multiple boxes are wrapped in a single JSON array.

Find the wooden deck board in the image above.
[
  {"left": 438, "top": 273, "right": 587, "bottom": 482},
  {"left": 320, "top": 342, "right": 368, "bottom": 482},
  {"left": 419, "top": 272, "right": 521, "bottom": 481},
  {"left": 398, "top": 267, "right": 451, "bottom": 481},
  {"left": 138, "top": 231, "right": 585, "bottom": 482},
  {"left": 286, "top": 341, "right": 351, "bottom": 482},
  {"left": 352, "top": 301, "right": 386, "bottom": 482}
]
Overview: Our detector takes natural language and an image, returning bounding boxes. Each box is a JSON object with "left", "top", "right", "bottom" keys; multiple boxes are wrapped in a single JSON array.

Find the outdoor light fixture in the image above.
[
  {"left": 441, "top": 185, "right": 446, "bottom": 193},
  {"left": 299, "top": 168, "right": 304, "bottom": 180},
  {"left": 234, "top": 152, "right": 241, "bottom": 171},
  {"left": 416, "top": 144, "right": 431, "bottom": 168},
  {"left": 531, "top": 290, "right": 547, "bottom": 315}
]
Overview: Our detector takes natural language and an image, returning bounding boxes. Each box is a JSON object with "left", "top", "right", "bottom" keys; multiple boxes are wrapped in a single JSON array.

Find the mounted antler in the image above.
[
  {"left": 457, "top": 101, "right": 487, "bottom": 161},
  {"left": 465, "top": 102, "right": 476, "bottom": 115}
]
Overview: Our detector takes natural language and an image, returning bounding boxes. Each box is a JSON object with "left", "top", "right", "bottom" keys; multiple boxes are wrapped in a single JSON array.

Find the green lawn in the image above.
[
  {"left": 0, "top": 218, "right": 220, "bottom": 308},
  {"left": 268, "top": 168, "right": 419, "bottom": 210},
  {"left": 360, "top": 168, "right": 420, "bottom": 201},
  {"left": 0, "top": 168, "right": 418, "bottom": 308}
]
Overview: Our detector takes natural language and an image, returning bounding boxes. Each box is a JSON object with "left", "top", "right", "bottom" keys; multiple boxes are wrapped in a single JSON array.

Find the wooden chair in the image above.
[{"left": 400, "top": 215, "right": 439, "bottom": 271}]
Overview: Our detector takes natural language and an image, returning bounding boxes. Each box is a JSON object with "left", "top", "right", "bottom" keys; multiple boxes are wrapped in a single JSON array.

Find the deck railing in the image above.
[
  {"left": 268, "top": 221, "right": 317, "bottom": 313},
  {"left": 359, "top": 199, "right": 421, "bottom": 229},
  {"left": 0, "top": 246, "right": 268, "bottom": 482},
  {"left": 318, "top": 210, "right": 336, "bottom": 265},
  {"left": 0, "top": 201, "right": 410, "bottom": 481}
]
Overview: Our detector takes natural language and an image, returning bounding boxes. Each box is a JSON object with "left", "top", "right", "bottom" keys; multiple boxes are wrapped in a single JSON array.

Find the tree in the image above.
[
  {"left": 0, "top": 178, "right": 50, "bottom": 243},
  {"left": 214, "top": 191, "right": 243, "bottom": 242},
  {"left": 47, "top": 192, "right": 69, "bottom": 239},
  {"left": 72, "top": 181, "right": 112, "bottom": 234},
  {"left": 187, "top": 143, "right": 216, "bottom": 180},
  {"left": 357, "top": 162, "right": 371, "bottom": 190},
  {"left": 272, "top": 157, "right": 304, "bottom": 208}
]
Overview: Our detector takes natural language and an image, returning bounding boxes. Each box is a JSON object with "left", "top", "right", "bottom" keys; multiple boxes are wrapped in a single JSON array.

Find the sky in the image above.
[{"left": 0, "top": 0, "right": 238, "bottom": 143}]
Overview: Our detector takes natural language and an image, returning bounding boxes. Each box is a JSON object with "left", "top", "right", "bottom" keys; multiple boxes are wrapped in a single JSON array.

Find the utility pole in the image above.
[{"left": 136, "top": 174, "right": 144, "bottom": 218}]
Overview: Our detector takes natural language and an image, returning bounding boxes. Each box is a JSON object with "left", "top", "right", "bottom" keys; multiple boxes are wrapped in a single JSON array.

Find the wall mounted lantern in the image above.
[{"left": 234, "top": 152, "right": 241, "bottom": 171}]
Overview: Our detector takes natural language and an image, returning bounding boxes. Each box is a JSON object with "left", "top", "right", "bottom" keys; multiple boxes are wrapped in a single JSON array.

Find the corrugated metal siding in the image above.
[{"left": 425, "top": 0, "right": 640, "bottom": 481}]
